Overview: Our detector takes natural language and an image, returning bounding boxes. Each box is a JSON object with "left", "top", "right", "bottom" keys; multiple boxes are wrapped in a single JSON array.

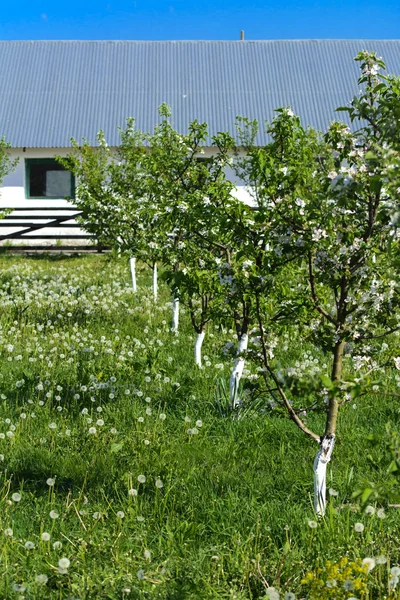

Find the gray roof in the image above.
[{"left": 1, "top": 39, "right": 400, "bottom": 148}]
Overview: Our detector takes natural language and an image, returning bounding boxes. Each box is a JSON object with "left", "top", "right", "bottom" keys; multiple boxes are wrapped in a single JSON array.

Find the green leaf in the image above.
[
  {"left": 361, "top": 487, "right": 374, "bottom": 504},
  {"left": 111, "top": 443, "right": 124, "bottom": 454},
  {"left": 320, "top": 375, "right": 333, "bottom": 389}
]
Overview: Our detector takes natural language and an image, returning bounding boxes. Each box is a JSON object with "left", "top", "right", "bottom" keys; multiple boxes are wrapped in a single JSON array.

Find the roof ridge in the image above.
[{"left": 0, "top": 39, "right": 399, "bottom": 44}]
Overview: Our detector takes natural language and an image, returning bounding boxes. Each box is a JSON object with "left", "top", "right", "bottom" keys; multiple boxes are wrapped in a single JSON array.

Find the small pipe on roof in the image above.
[{"left": 240, "top": 30, "right": 245, "bottom": 40}]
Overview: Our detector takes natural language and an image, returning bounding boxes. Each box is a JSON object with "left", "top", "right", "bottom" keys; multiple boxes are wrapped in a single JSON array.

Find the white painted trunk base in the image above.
[
  {"left": 129, "top": 257, "right": 137, "bottom": 292},
  {"left": 313, "top": 434, "right": 335, "bottom": 516},
  {"left": 230, "top": 333, "right": 248, "bottom": 409},
  {"left": 153, "top": 263, "right": 158, "bottom": 302},
  {"left": 194, "top": 331, "right": 205, "bottom": 367},
  {"left": 171, "top": 298, "right": 179, "bottom": 332}
]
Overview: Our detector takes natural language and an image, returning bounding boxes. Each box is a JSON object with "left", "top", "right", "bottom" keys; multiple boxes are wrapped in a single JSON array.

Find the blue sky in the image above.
[{"left": 0, "top": 0, "right": 399, "bottom": 40}]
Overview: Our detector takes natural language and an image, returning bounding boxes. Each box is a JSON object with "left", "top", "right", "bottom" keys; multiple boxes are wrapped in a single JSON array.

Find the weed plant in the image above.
[{"left": 0, "top": 255, "right": 399, "bottom": 599}]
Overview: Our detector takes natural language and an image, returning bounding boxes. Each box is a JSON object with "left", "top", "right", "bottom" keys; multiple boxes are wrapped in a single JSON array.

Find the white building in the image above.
[{"left": 1, "top": 39, "right": 399, "bottom": 246}]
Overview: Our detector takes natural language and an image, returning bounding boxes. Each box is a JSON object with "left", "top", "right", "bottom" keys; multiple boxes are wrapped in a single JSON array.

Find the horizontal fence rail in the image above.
[{"left": 0, "top": 207, "right": 105, "bottom": 251}]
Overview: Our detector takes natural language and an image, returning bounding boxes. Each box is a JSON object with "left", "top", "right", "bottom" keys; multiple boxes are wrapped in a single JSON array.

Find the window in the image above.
[{"left": 25, "top": 159, "right": 75, "bottom": 199}]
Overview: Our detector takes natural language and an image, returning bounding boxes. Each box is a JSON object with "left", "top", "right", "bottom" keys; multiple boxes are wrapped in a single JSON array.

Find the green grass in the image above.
[{"left": 0, "top": 254, "right": 399, "bottom": 599}]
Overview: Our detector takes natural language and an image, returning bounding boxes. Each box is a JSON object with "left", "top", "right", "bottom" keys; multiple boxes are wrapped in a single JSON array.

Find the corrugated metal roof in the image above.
[{"left": 0, "top": 39, "right": 399, "bottom": 148}]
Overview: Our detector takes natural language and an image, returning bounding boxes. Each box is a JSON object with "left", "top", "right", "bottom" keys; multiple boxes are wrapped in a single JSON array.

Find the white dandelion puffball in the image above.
[
  {"left": 354, "top": 522, "right": 364, "bottom": 533},
  {"left": 362, "top": 557, "right": 376, "bottom": 572},
  {"left": 58, "top": 557, "right": 70, "bottom": 570},
  {"left": 308, "top": 520, "right": 318, "bottom": 529}
]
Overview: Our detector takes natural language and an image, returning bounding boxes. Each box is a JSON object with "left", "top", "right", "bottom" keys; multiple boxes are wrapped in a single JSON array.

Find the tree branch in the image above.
[{"left": 308, "top": 252, "right": 338, "bottom": 326}]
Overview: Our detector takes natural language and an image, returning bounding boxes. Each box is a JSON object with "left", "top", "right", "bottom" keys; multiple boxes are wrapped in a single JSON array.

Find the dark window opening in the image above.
[{"left": 26, "top": 159, "right": 75, "bottom": 199}]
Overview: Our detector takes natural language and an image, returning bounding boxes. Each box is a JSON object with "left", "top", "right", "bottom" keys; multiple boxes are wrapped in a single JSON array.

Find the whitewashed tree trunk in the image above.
[
  {"left": 117, "top": 236, "right": 123, "bottom": 257},
  {"left": 171, "top": 298, "right": 179, "bottom": 332},
  {"left": 194, "top": 330, "right": 205, "bottom": 367},
  {"left": 129, "top": 257, "right": 137, "bottom": 292},
  {"left": 230, "top": 333, "right": 248, "bottom": 409},
  {"left": 152, "top": 263, "right": 158, "bottom": 302},
  {"left": 313, "top": 434, "right": 335, "bottom": 516}
]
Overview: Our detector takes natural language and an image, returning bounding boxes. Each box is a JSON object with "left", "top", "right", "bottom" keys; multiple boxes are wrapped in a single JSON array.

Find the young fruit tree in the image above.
[
  {"left": 59, "top": 123, "right": 164, "bottom": 298},
  {"left": 0, "top": 137, "right": 18, "bottom": 218},
  {"left": 146, "top": 105, "right": 237, "bottom": 358},
  {"left": 226, "top": 51, "right": 400, "bottom": 515}
]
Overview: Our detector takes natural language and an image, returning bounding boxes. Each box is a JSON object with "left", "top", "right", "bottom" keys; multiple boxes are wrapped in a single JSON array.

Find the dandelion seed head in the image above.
[
  {"left": 265, "top": 587, "right": 280, "bottom": 600},
  {"left": 308, "top": 520, "right": 318, "bottom": 529},
  {"left": 343, "top": 579, "right": 354, "bottom": 591},
  {"left": 58, "top": 557, "right": 70, "bottom": 571},
  {"left": 362, "top": 557, "right": 376, "bottom": 572}
]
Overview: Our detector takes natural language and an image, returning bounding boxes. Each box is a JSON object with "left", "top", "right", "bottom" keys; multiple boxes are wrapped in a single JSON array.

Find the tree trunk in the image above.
[
  {"left": 313, "top": 340, "right": 345, "bottom": 515},
  {"left": 129, "top": 257, "right": 137, "bottom": 293},
  {"left": 171, "top": 297, "right": 179, "bottom": 332},
  {"left": 230, "top": 333, "right": 248, "bottom": 409},
  {"left": 313, "top": 434, "right": 335, "bottom": 516},
  {"left": 152, "top": 263, "right": 158, "bottom": 302},
  {"left": 117, "top": 236, "right": 123, "bottom": 256},
  {"left": 194, "top": 328, "right": 205, "bottom": 367}
]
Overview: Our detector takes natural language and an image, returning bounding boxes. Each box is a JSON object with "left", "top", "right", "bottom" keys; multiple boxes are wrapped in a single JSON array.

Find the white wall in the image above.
[
  {"left": 0, "top": 147, "right": 255, "bottom": 247},
  {"left": 0, "top": 148, "right": 91, "bottom": 246}
]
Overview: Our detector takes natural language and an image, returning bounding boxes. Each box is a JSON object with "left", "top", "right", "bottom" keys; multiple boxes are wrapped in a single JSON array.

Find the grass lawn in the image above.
[{"left": 0, "top": 254, "right": 399, "bottom": 599}]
